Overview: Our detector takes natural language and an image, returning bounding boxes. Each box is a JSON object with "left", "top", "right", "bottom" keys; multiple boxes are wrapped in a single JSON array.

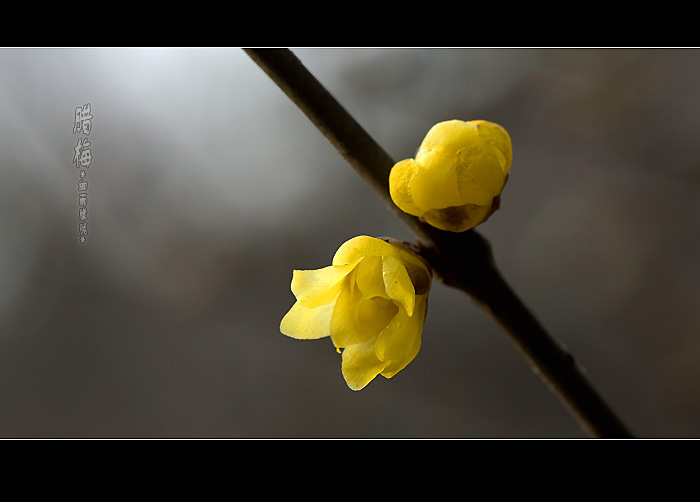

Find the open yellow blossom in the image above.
[
  {"left": 389, "top": 119, "right": 512, "bottom": 232},
  {"left": 280, "top": 235, "right": 432, "bottom": 391}
]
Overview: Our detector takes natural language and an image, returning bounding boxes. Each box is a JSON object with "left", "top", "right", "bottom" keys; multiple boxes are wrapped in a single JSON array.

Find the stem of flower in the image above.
[{"left": 245, "top": 48, "right": 633, "bottom": 438}]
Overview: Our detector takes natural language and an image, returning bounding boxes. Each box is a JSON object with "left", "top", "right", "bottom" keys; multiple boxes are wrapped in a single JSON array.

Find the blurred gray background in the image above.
[{"left": 1, "top": 47, "right": 698, "bottom": 438}]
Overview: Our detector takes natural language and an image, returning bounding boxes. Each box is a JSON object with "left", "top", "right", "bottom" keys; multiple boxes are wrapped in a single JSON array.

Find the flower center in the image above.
[{"left": 357, "top": 296, "right": 398, "bottom": 337}]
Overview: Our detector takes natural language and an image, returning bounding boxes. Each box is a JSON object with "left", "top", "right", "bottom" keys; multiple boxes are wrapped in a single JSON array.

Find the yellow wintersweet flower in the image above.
[
  {"left": 389, "top": 119, "right": 512, "bottom": 232},
  {"left": 280, "top": 235, "right": 432, "bottom": 391}
]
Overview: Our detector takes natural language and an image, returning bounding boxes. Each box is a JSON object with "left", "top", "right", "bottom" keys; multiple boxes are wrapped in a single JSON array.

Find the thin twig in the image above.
[{"left": 245, "top": 48, "right": 633, "bottom": 438}]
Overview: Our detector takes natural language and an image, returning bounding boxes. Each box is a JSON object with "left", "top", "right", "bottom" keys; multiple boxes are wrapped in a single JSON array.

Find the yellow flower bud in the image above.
[
  {"left": 389, "top": 119, "right": 512, "bottom": 232},
  {"left": 280, "top": 235, "right": 432, "bottom": 391}
]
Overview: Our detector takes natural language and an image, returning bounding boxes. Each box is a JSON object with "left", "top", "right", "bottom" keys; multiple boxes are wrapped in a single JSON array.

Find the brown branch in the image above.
[{"left": 245, "top": 48, "right": 633, "bottom": 438}]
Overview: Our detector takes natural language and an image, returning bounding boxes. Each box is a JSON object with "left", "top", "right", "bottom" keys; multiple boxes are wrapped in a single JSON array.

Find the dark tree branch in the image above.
[{"left": 245, "top": 48, "right": 633, "bottom": 438}]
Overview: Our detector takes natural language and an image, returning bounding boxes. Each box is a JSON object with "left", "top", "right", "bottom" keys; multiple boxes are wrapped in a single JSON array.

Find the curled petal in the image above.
[
  {"left": 291, "top": 260, "right": 359, "bottom": 308},
  {"left": 376, "top": 295, "right": 427, "bottom": 375},
  {"left": 417, "top": 119, "right": 477, "bottom": 159},
  {"left": 382, "top": 255, "right": 415, "bottom": 317},
  {"left": 355, "top": 256, "right": 388, "bottom": 300},
  {"left": 333, "top": 235, "right": 397, "bottom": 266},
  {"left": 455, "top": 145, "right": 507, "bottom": 206},
  {"left": 410, "top": 153, "right": 463, "bottom": 210},
  {"left": 471, "top": 119, "right": 512, "bottom": 175},
  {"left": 280, "top": 300, "right": 335, "bottom": 340},
  {"left": 388, "top": 159, "right": 423, "bottom": 216},
  {"left": 330, "top": 279, "right": 398, "bottom": 349},
  {"left": 341, "top": 337, "right": 390, "bottom": 391},
  {"left": 333, "top": 236, "right": 429, "bottom": 277}
]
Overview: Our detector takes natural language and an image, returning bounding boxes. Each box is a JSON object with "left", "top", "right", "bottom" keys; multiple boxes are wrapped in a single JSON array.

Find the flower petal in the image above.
[
  {"left": 382, "top": 255, "right": 415, "bottom": 317},
  {"left": 291, "top": 260, "right": 360, "bottom": 309},
  {"left": 472, "top": 119, "right": 512, "bottom": 175},
  {"left": 388, "top": 158, "right": 424, "bottom": 216},
  {"left": 409, "top": 153, "right": 463, "bottom": 210},
  {"left": 280, "top": 300, "right": 335, "bottom": 340},
  {"left": 355, "top": 255, "right": 388, "bottom": 299},
  {"left": 416, "top": 119, "right": 478, "bottom": 159},
  {"left": 383, "top": 239, "right": 433, "bottom": 294},
  {"left": 329, "top": 279, "right": 366, "bottom": 348},
  {"left": 330, "top": 279, "right": 398, "bottom": 349},
  {"left": 341, "top": 337, "right": 390, "bottom": 391},
  {"left": 377, "top": 295, "right": 428, "bottom": 378},
  {"left": 334, "top": 236, "right": 430, "bottom": 274},
  {"left": 332, "top": 235, "right": 396, "bottom": 266},
  {"left": 455, "top": 145, "right": 506, "bottom": 206}
]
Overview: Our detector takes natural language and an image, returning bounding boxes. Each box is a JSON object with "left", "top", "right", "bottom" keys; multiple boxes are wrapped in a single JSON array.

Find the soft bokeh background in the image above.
[{"left": 1, "top": 47, "right": 698, "bottom": 438}]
